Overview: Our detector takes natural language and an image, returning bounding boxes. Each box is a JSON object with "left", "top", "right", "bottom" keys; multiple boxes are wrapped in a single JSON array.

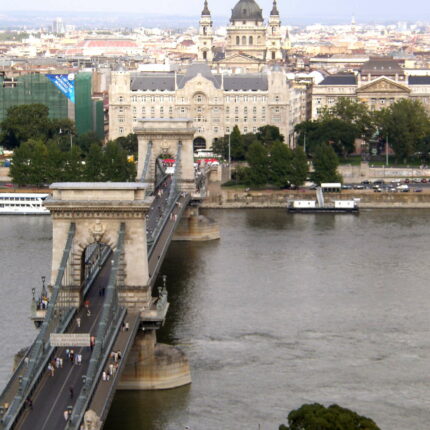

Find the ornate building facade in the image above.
[
  {"left": 109, "top": 63, "right": 308, "bottom": 149},
  {"left": 197, "top": 0, "right": 290, "bottom": 73},
  {"left": 312, "top": 58, "right": 430, "bottom": 119}
]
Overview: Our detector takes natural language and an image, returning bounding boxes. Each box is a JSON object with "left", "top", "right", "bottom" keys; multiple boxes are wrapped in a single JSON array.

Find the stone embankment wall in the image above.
[
  {"left": 339, "top": 163, "right": 430, "bottom": 182},
  {"left": 202, "top": 188, "right": 430, "bottom": 209}
]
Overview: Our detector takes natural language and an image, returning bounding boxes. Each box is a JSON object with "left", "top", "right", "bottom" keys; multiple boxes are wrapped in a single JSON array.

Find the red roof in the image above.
[{"left": 78, "top": 40, "right": 138, "bottom": 48}]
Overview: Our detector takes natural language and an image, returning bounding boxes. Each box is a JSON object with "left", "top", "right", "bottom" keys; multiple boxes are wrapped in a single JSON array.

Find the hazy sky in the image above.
[{"left": 2, "top": 0, "right": 430, "bottom": 22}]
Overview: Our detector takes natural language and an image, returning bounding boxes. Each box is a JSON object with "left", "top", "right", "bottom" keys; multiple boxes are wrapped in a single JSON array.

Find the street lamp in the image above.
[{"left": 228, "top": 133, "right": 231, "bottom": 180}]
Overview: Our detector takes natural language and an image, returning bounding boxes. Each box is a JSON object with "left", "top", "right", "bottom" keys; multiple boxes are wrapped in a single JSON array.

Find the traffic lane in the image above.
[{"left": 16, "top": 261, "right": 112, "bottom": 430}]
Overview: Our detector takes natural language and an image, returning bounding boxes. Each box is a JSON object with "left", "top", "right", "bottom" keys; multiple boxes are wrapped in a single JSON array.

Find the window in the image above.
[
  {"left": 242, "top": 36, "right": 246, "bottom": 45},
  {"left": 249, "top": 36, "right": 253, "bottom": 45},
  {"left": 118, "top": 116, "right": 125, "bottom": 123},
  {"left": 244, "top": 116, "right": 248, "bottom": 122},
  {"left": 244, "top": 127, "right": 248, "bottom": 133},
  {"left": 275, "top": 107, "right": 280, "bottom": 113},
  {"left": 214, "top": 126, "right": 219, "bottom": 133},
  {"left": 235, "top": 107, "right": 239, "bottom": 114},
  {"left": 142, "top": 107, "right": 146, "bottom": 115},
  {"left": 226, "top": 107, "right": 230, "bottom": 114},
  {"left": 118, "top": 96, "right": 124, "bottom": 102},
  {"left": 226, "top": 127, "right": 231, "bottom": 133},
  {"left": 180, "top": 107, "right": 185, "bottom": 113},
  {"left": 131, "top": 96, "right": 137, "bottom": 102},
  {"left": 133, "top": 107, "right": 137, "bottom": 113},
  {"left": 119, "top": 107, "right": 124, "bottom": 113},
  {"left": 275, "top": 96, "right": 280, "bottom": 102},
  {"left": 235, "top": 116, "right": 239, "bottom": 123},
  {"left": 119, "top": 127, "right": 124, "bottom": 134},
  {"left": 133, "top": 116, "right": 137, "bottom": 122},
  {"left": 244, "top": 107, "right": 248, "bottom": 114},
  {"left": 253, "top": 106, "right": 257, "bottom": 114},
  {"left": 236, "top": 36, "right": 240, "bottom": 45},
  {"left": 253, "top": 127, "right": 257, "bottom": 133}
]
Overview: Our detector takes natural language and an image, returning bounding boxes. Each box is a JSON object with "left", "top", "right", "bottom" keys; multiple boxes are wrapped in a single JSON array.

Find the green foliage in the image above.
[
  {"left": 311, "top": 144, "right": 342, "bottom": 185},
  {"left": 280, "top": 403, "right": 381, "bottom": 430},
  {"left": 256, "top": 125, "right": 285, "bottom": 146},
  {"left": 102, "top": 141, "right": 136, "bottom": 181},
  {"left": 74, "top": 132, "right": 102, "bottom": 154},
  {"left": 0, "top": 104, "right": 50, "bottom": 149},
  {"left": 230, "top": 125, "right": 246, "bottom": 160},
  {"left": 321, "top": 97, "right": 376, "bottom": 141},
  {"left": 375, "top": 99, "right": 430, "bottom": 162},
  {"left": 291, "top": 146, "right": 309, "bottom": 187},
  {"left": 245, "top": 141, "right": 270, "bottom": 186},
  {"left": 84, "top": 143, "right": 105, "bottom": 181},
  {"left": 114, "top": 133, "right": 138, "bottom": 156}
]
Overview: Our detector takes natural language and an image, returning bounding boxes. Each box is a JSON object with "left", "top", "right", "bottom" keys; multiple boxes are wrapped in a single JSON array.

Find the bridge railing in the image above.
[
  {"left": 140, "top": 141, "right": 153, "bottom": 183},
  {"left": 66, "top": 223, "right": 127, "bottom": 430},
  {"left": 0, "top": 223, "right": 77, "bottom": 429}
]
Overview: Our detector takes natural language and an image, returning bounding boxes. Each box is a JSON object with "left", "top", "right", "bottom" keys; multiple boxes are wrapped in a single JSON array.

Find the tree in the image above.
[
  {"left": 256, "top": 125, "right": 285, "bottom": 147},
  {"left": 279, "top": 403, "right": 380, "bottom": 430},
  {"left": 0, "top": 104, "right": 50, "bottom": 149},
  {"left": 230, "top": 125, "right": 246, "bottom": 160},
  {"left": 10, "top": 139, "right": 48, "bottom": 186},
  {"left": 290, "top": 146, "right": 308, "bottom": 187},
  {"left": 245, "top": 141, "right": 269, "bottom": 186},
  {"left": 321, "top": 97, "right": 376, "bottom": 141},
  {"left": 376, "top": 99, "right": 430, "bottom": 162},
  {"left": 114, "top": 133, "right": 138, "bottom": 156},
  {"left": 84, "top": 143, "right": 105, "bottom": 181},
  {"left": 311, "top": 144, "right": 342, "bottom": 185},
  {"left": 74, "top": 132, "right": 102, "bottom": 154},
  {"left": 102, "top": 141, "right": 136, "bottom": 181},
  {"left": 269, "top": 141, "right": 295, "bottom": 188}
]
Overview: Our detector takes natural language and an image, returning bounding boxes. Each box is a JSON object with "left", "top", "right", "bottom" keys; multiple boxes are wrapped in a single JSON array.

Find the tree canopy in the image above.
[
  {"left": 375, "top": 98, "right": 430, "bottom": 162},
  {"left": 279, "top": 403, "right": 381, "bottom": 430},
  {"left": 311, "top": 143, "right": 342, "bottom": 185}
]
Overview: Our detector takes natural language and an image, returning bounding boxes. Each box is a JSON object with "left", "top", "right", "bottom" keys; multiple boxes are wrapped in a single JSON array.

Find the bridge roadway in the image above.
[
  {"left": 14, "top": 260, "right": 132, "bottom": 430},
  {"left": 8, "top": 179, "right": 191, "bottom": 429}
]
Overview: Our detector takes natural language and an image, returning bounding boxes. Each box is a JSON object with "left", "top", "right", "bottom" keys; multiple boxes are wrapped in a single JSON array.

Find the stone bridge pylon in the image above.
[
  {"left": 135, "top": 118, "right": 196, "bottom": 193},
  {"left": 45, "top": 183, "right": 153, "bottom": 310}
]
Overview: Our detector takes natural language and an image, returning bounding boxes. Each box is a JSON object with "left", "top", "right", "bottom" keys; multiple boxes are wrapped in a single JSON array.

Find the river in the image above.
[{"left": 1, "top": 209, "right": 430, "bottom": 429}]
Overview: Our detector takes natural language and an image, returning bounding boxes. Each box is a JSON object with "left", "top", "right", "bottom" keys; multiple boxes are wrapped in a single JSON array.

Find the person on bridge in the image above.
[
  {"left": 76, "top": 316, "right": 81, "bottom": 328},
  {"left": 69, "top": 386, "right": 74, "bottom": 399},
  {"left": 47, "top": 363, "right": 54, "bottom": 377}
]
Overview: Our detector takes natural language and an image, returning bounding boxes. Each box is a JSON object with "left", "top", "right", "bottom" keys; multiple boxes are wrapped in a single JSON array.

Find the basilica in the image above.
[{"left": 197, "top": 0, "right": 290, "bottom": 72}]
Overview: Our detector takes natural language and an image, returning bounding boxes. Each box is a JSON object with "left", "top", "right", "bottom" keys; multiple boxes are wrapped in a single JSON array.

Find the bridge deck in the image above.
[
  {"left": 85, "top": 313, "right": 140, "bottom": 423},
  {"left": 15, "top": 260, "right": 116, "bottom": 430}
]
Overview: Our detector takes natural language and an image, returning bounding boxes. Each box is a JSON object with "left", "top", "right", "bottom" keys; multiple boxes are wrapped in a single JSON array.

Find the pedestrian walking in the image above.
[
  {"left": 125, "top": 322, "right": 129, "bottom": 331},
  {"left": 59, "top": 358, "right": 63, "bottom": 368},
  {"left": 66, "top": 349, "right": 70, "bottom": 359},
  {"left": 117, "top": 350, "right": 122, "bottom": 361},
  {"left": 76, "top": 317, "right": 81, "bottom": 328},
  {"left": 47, "top": 363, "right": 54, "bottom": 377},
  {"left": 102, "top": 371, "right": 107, "bottom": 381},
  {"left": 77, "top": 354, "right": 82, "bottom": 366},
  {"left": 55, "top": 357, "right": 60, "bottom": 369},
  {"left": 69, "top": 386, "right": 74, "bottom": 399},
  {"left": 70, "top": 350, "right": 74, "bottom": 363},
  {"left": 87, "top": 308, "right": 91, "bottom": 317},
  {"left": 109, "top": 363, "right": 114, "bottom": 376},
  {"left": 64, "top": 410, "right": 69, "bottom": 421}
]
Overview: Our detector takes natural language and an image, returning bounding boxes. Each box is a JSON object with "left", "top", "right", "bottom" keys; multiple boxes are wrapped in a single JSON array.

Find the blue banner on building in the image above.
[{"left": 46, "top": 74, "right": 75, "bottom": 103}]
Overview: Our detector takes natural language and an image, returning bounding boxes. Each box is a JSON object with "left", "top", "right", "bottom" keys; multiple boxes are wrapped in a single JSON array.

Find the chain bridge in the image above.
[{"left": 0, "top": 119, "right": 219, "bottom": 430}]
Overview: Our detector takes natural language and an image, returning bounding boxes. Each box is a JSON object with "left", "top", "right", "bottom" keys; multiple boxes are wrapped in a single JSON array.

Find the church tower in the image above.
[
  {"left": 225, "top": 0, "right": 267, "bottom": 61},
  {"left": 266, "top": 0, "right": 283, "bottom": 61},
  {"left": 198, "top": 0, "right": 214, "bottom": 62}
]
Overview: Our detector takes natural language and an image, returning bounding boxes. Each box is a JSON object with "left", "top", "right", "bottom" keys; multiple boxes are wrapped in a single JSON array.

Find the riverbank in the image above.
[{"left": 202, "top": 187, "right": 430, "bottom": 209}]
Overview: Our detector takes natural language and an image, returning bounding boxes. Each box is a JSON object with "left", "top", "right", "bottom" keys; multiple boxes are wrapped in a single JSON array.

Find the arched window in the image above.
[
  {"left": 249, "top": 36, "right": 253, "bottom": 45},
  {"left": 272, "top": 51, "right": 276, "bottom": 60},
  {"left": 203, "top": 26, "right": 207, "bottom": 35},
  {"left": 203, "top": 51, "right": 207, "bottom": 60},
  {"left": 242, "top": 35, "right": 246, "bottom": 45},
  {"left": 236, "top": 36, "right": 240, "bottom": 45}
]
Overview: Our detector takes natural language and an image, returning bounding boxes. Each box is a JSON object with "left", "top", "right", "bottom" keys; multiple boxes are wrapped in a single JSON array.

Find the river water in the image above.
[{"left": 1, "top": 209, "right": 430, "bottom": 429}]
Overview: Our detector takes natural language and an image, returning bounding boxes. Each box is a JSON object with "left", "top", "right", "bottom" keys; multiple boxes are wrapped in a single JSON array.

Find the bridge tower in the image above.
[
  {"left": 45, "top": 183, "right": 153, "bottom": 310},
  {"left": 136, "top": 118, "right": 196, "bottom": 193}
]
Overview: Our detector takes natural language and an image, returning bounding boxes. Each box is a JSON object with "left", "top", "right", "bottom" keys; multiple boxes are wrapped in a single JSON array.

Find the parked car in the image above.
[
  {"left": 404, "top": 178, "right": 410, "bottom": 184},
  {"left": 414, "top": 188, "right": 423, "bottom": 192},
  {"left": 421, "top": 178, "right": 428, "bottom": 183},
  {"left": 373, "top": 180, "right": 385, "bottom": 185},
  {"left": 361, "top": 180, "right": 371, "bottom": 185}
]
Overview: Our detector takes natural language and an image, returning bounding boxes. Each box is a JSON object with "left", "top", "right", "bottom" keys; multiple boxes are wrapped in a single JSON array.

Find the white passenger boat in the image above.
[{"left": 0, "top": 193, "right": 50, "bottom": 215}]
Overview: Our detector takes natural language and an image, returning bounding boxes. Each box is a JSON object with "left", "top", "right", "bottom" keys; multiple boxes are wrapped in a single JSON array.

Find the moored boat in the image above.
[{"left": 0, "top": 193, "right": 50, "bottom": 215}]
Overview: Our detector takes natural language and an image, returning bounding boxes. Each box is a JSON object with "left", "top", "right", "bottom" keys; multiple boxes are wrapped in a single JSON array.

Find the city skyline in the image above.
[{"left": 1, "top": 0, "right": 430, "bottom": 24}]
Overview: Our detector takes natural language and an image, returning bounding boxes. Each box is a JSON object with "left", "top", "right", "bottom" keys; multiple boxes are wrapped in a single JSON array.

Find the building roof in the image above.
[
  {"left": 270, "top": 0, "right": 279, "bottom": 15},
  {"left": 201, "top": 0, "right": 211, "bottom": 16},
  {"left": 129, "top": 64, "right": 270, "bottom": 92},
  {"left": 224, "top": 74, "right": 268, "bottom": 91},
  {"left": 319, "top": 74, "right": 357, "bottom": 85},
  {"left": 177, "top": 62, "right": 222, "bottom": 89},
  {"left": 131, "top": 74, "right": 176, "bottom": 91},
  {"left": 408, "top": 76, "right": 430, "bottom": 85},
  {"left": 78, "top": 39, "right": 138, "bottom": 48},
  {"left": 231, "top": 0, "right": 263, "bottom": 22},
  {"left": 360, "top": 57, "right": 403, "bottom": 75}
]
